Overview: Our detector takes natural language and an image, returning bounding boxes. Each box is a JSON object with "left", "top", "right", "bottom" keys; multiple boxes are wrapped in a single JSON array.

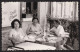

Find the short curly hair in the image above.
[{"left": 11, "top": 19, "right": 21, "bottom": 28}]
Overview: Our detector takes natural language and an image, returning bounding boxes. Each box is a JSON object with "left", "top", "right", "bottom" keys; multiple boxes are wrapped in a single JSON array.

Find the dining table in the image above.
[{"left": 7, "top": 41, "right": 56, "bottom": 50}]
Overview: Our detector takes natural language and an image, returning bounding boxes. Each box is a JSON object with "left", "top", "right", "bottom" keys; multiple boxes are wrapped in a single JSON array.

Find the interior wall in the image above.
[{"left": 2, "top": 2, "right": 20, "bottom": 27}]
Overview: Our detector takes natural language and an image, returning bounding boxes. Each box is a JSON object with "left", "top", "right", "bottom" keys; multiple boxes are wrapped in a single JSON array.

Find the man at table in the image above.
[{"left": 49, "top": 20, "right": 69, "bottom": 50}]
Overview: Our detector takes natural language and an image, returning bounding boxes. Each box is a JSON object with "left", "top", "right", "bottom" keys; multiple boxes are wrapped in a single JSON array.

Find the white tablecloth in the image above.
[{"left": 8, "top": 42, "right": 56, "bottom": 50}]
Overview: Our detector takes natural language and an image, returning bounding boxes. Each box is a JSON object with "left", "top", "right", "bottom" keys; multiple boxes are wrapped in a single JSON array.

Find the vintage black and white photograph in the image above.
[{"left": 1, "top": 2, "right": 79, "bottom": 51}]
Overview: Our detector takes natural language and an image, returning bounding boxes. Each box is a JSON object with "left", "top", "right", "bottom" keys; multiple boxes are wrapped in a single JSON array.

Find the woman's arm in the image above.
[
  {"left": 39, "top": 24, "right": 44, "bottom": 34},
  {"left": 26, "top": 24, "right": 32, "bottom": 34},
  {"left": 9, "top": 30, "right": 17, "bottom": 45},
  {"left": 26, "top": 24, "right": 36, "bottom": 35},
  {"left": 9, "top": 30, "right": 13, "bottom": 40},
  {"left": 20, "top": 28, "right": 28, "bottom": 41}
]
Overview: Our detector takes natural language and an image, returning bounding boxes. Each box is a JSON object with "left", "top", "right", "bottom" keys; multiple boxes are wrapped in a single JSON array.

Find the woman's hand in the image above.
[{"left": 34, "top": 32, "right": 41, "bottom": 34}]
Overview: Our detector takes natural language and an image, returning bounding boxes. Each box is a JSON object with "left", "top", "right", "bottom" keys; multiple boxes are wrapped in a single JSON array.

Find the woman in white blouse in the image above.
[
  {"left": 9, "top": 19, "right": 28, "bottom": 45},
  {"left": 26, "top": 18, "right": 43, "bottom": 42}
]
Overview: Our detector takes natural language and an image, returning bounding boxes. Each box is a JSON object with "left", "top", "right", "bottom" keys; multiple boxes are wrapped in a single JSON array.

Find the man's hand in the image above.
[{"left": 50, "top": 27, "right": 56, "bottom": 32}]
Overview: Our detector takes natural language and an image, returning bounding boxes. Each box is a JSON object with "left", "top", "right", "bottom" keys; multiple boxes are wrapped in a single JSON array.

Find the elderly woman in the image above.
[
  {"left": 9, "top": 19, "right": 28, "bottom": 45},
  {"left": 26, "top": 18, "right": 43, "bottom": 42}
]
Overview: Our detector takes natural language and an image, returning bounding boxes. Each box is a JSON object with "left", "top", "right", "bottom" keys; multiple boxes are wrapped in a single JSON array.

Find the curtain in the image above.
[{"left": 51, "top": 2, "right": 78, "bottom": 21}]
